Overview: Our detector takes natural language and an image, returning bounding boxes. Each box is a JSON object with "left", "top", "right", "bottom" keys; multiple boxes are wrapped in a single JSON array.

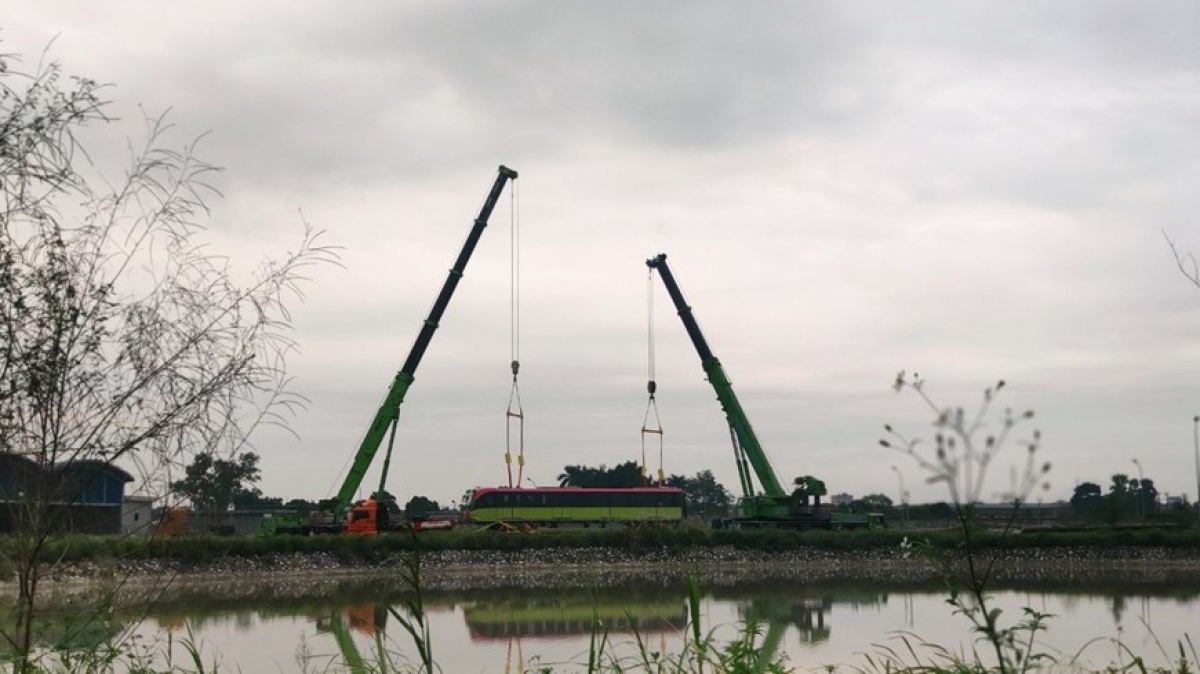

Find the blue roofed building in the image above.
[{"left": 0, "top": 455, "right": 135, "bottom": 534}]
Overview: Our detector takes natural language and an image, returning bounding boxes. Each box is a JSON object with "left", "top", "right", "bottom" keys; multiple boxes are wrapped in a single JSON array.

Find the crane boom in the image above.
[
  {"left": 646, "top": 252, "right": 878, "bottom": 530},
  {"left": 645, "top": 254, "right": 786, "bottom": 499},
  {"left": 335, "top": 165, "right": 519, "bottom": 507}
]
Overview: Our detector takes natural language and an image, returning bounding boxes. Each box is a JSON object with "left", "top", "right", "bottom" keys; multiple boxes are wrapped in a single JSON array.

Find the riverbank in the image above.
[{"left": 14, "top": 542, "right": 1200, "bottom": 607}]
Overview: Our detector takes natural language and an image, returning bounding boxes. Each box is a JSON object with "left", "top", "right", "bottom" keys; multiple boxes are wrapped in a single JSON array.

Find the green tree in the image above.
[
  {"left": 907, "top": 501, "right": 954, "bottom": 522},
  {"left": 1069, "top": 481, "right": 1103, "bottom": 516},
  {"left": 404, "top": 495, "right": 441, "bottom": 518},
  {"left": 792, "top": 475, "right": 827, "bottom": 507},
  {"left": 663, "top": 473, "right": 688, "bottom": 489},
  {"left": 557, "top": 465, "right": 586, "bottom": 486},
  {"left": 858, "top": 493, "right": 894, "bottom": 511},
  {"left": 681, "top": 470, "right": 733, "bottom": 520},
  {"left": 171, "top": 452, "right": 263, "bottom": 515},
  {"left": 283, "top": 498, "right": 318, "bottom": 517},
  {"left": 1104, "top": 473, "right": 1136, "bottom": 522},
  {"left": 1134, "top": 477, "right": 1159, "bottom": 516},
  {"left": 232, "top": 492, "right": 284, "bottom": 510},
  {"left": 838, "top": 493, "right": 895, "bottom": 517},
  {"left": 556, "top": 461, "right": 642, "bottom": 487}
]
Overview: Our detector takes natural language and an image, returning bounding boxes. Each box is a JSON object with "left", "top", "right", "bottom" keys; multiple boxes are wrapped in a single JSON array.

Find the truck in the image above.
[
  {"left": 304, "top": 165, "right": 519, "bottom": 535},
  {"left": 646, "top": 253, "right": 878, "bottom": 530}
]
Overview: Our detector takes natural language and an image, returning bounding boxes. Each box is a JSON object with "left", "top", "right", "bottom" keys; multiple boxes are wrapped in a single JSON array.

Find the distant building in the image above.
[
  {"left": 830, "top": 493, "right": 854, "bottom": 506},
  {"left": 122, "top": 495, "right": 156, "bottom": 536},
  {"left": 0, "top": 453, "right": 40, "bottom": 502},
  {"left": 973, "top": 501, "right": 1069, "bottom": 526},
  {"left": 0, "top": 455, "right": 134, "bottom": 534},
  {"left": 192, "top": 509, "right": 273, "bottom": 536}
]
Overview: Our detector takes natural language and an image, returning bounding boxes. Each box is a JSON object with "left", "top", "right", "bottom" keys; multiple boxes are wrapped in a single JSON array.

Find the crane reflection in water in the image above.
[
  {"left": 306, "top": 585, "right": 893, "bottom": 672},
  {"left": 463, "top": 595, "right": 688, "bottom": 643}
]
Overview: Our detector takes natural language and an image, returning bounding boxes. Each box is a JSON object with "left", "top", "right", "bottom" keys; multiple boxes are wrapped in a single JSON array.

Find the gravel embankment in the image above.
[{"left": 13, "top": 544, "right": 1200, "bottom": 605}]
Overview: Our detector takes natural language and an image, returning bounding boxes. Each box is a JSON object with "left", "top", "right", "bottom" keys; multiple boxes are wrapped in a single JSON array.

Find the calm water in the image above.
[{"left": 35, "top": 579, "right": 1200, "bottom": 672}]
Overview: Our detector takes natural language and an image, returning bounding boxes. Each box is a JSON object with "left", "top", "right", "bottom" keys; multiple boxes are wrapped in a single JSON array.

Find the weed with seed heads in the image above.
[{"left": 880, "top": 373, "right": 1053, "bottom": 674}]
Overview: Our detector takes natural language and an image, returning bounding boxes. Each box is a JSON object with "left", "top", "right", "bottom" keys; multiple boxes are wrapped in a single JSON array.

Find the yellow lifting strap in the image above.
[
  {"left": 641, "top": 383, "right": 664, "bottom": 486},
  {"left": 641, "top": 269, "right": 666, "bottom": 485},
  {"left": 503, "top": 178, "right": 527, "bottom": 488},
  {"left": 506, "top": 360, "right": 525, "bottom": 488}
]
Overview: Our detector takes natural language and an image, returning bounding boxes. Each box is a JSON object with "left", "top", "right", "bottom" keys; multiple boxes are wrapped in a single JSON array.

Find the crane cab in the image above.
[{"left": 345, "top": 497, "right": 398, "bottom": 535}]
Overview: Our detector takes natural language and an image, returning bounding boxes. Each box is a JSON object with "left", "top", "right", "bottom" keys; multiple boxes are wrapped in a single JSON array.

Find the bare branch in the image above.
[
  {"left": 0, "top": 40, "right": 339, "bottom": 667},
  {"left": 1165, "top": 230, "right": 1200, "bottom": 289}
]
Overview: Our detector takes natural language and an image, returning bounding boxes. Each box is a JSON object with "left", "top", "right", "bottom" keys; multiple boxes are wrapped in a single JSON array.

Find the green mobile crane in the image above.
[
  {"left": 306, "top": 165, "right": 519, "bottom": 534},
  {"left": 646, "top": 253, "right": 833, "bottom": 529}
]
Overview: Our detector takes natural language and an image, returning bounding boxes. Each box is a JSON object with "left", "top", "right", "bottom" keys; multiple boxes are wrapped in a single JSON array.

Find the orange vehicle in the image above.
[
  {"left": 155, "top": 507, "right": 190, "bottom": 538},
  {"left": 343, "top": 497, "right": 399, "bottom": 535}
]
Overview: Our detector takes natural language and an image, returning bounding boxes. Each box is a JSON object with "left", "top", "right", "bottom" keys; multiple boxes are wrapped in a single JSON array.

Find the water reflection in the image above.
[
  {"left": 13, "top": 576, "right": 1200, "bottom": 672},
  {"left": 738, "top": 596, "right": 831, "bottom": 646},
  {"left": 311, "top": 606, "right": 387, "bottom": 674},
  {"left": 719, "top": 586, "right": 896, "bottom": 662},
  {"left": 462, "top": 594, "right": 687, "bottom": 642},
  {"left": 0, "top": 609, "right": 125, "bottom": 657}
]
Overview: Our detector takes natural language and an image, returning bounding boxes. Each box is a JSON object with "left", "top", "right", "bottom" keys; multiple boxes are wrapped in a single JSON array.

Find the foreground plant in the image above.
[
  {"left": 880, "top": 373, "right": 1052, "bottom": 674},
  {"left": 387, "top": 541, "right": 434, "bottom": 674},
  {"left": 0, "top": 41, "right": 335, "bottom": 673}
]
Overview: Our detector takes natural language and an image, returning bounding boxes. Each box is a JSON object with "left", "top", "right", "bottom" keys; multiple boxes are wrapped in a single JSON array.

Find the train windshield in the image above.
[{"left": 459, "top": 489, "right": 478, "bottom": 510}]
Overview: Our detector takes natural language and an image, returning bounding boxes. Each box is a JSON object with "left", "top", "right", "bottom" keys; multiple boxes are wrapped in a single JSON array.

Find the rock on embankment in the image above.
[{"left": 17, "top": 544, "right": 1200, "bottom": 604}]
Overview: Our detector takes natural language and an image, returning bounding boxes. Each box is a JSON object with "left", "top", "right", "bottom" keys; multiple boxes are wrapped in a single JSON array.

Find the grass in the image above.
[{"left": 9, "top": 525, "right": 1200, "bottom": 572}]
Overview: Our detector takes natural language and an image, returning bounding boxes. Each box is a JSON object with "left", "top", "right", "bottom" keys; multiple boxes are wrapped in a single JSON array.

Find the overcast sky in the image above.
[{"left": 8, "top": 2, "right": 1200, "bottom": 508}]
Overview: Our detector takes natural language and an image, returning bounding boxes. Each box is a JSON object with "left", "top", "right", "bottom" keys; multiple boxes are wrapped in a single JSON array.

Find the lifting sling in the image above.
[
  {"left": 504, "top": 180, "right": 527, "bottom": 488},
  {"left": 641, "top": 268, "right": 665, "bottom": 485}
]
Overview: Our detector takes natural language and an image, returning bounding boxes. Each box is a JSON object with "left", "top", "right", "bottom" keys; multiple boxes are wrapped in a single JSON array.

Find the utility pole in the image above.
[
  {"left": 1132, "top": 458, "right": 1145, "bottom": 520},
  {"left": 1193, "top": 415, "right": 1199, "bottom": 522},
  {"left": 891, "top": 465, "right": 909, "bottom": 529}
]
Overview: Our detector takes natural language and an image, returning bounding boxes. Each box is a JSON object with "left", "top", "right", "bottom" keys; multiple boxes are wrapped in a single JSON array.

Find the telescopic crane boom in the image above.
[
  {"left": 646, "top": 253, "right": 819, "bottom": 526},
  {"left": 328, "top": 166, "right": 518, "bottom": 529}
]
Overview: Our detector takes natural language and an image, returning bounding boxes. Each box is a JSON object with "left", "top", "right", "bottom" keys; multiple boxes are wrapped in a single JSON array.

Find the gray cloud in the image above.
[{"left": 7, "top": 2, "right": 1200, "bottom": 505}]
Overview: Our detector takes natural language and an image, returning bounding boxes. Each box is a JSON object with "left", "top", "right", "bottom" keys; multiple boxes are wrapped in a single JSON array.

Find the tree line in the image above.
[
  {"left": 173, "top": 450, "right": 1197, "bottom": 529},
  {"left": 1069, "top": 472, "right": 1191, "bottom": 523},
  {"left": 174, "top": 451, "right": 885, "bottom": 523},
  {"left": 557, "top": 461, "right": 735, "bottom": 519}
]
